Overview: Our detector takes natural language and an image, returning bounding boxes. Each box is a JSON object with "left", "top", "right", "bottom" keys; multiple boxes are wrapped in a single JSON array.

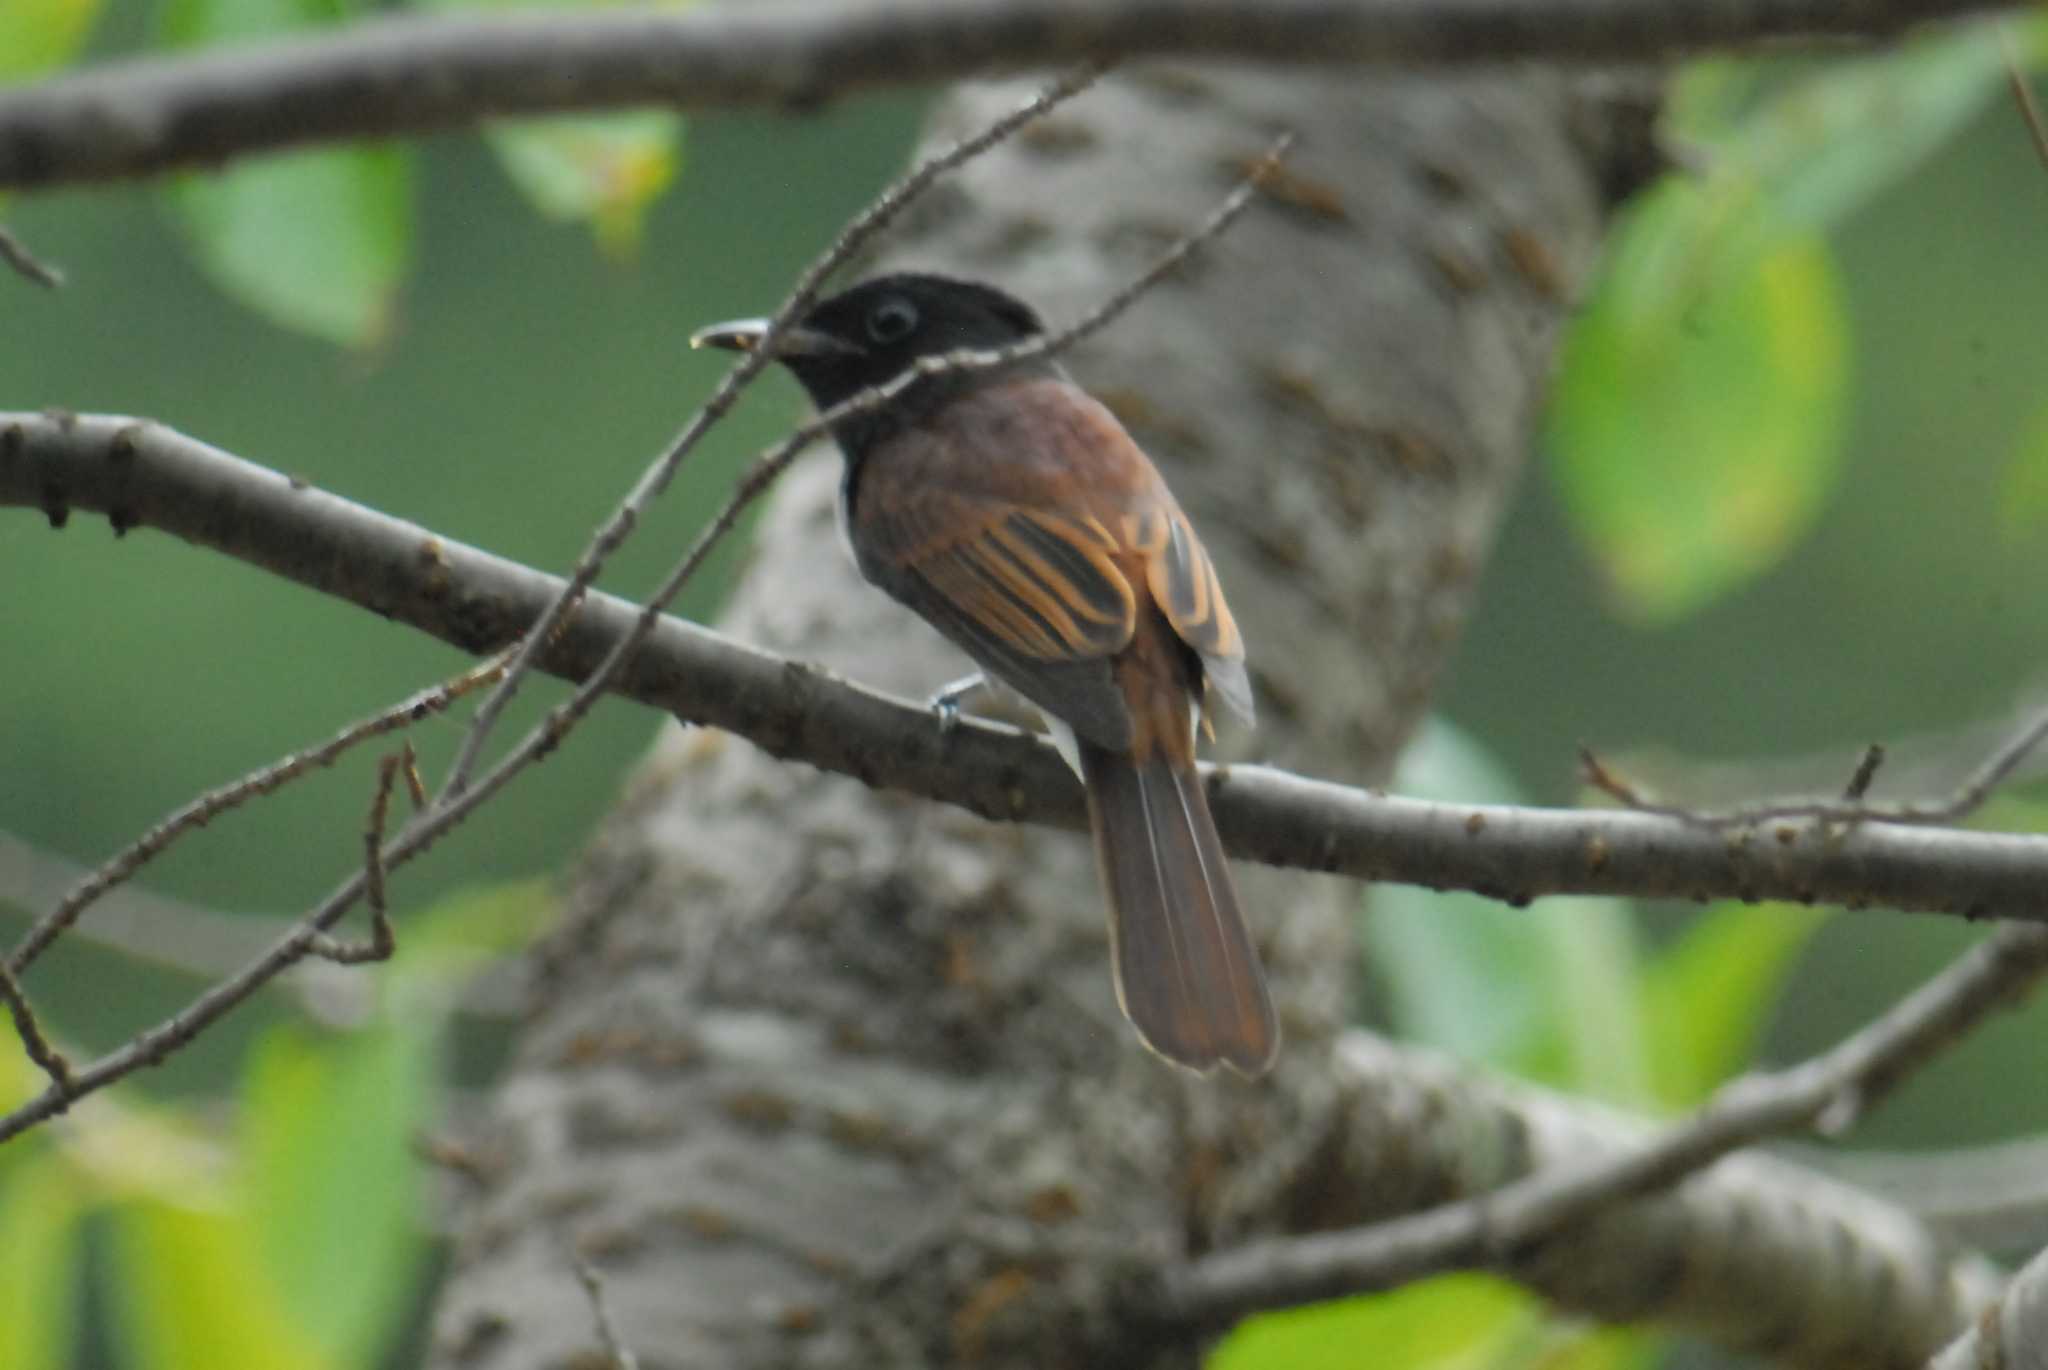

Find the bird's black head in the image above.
[{"left": 692, "top": 273, "right": 1049, "bottom": 444}]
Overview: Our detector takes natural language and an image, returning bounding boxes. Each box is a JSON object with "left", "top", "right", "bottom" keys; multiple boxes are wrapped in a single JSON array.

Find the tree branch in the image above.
[
  {"left": 1928, "top": 1239, "right": 2048, "bottom": 1368},
  {"left": 11, "top": 410, "right": 2048, "bottom": 926},
  {"left": 0, "top": 0, "right": 2014, "bottom": 190},
  {"left": 1154, "top": 922, "right": 2048, "bottom": 1343},
  {"left": 1145, "top": 1031, "right": 2010, "bottom": 1365}
]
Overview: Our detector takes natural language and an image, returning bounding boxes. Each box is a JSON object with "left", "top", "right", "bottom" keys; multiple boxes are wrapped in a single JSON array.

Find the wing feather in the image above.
[{"left": 850, "top": 378, "right": 1254, "bottom": 734}]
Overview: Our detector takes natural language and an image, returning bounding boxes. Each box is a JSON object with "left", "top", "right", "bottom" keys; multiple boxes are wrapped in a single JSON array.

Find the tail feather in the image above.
[{"left": 1081, "top": 743, "right": 1279, "bottom": 1076}]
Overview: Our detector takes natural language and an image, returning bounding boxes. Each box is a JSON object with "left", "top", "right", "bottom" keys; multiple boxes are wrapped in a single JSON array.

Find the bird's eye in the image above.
[{"left": 865, "top": 297, "right": 919, "bottom": 345}]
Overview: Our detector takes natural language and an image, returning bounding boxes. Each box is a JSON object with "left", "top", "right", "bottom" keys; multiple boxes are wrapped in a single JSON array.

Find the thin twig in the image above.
[
  {"left": 1161, "top": 921, "right": 2048, "bottom": 1327},
  {"left": 6, "top": 653, "right": 509, "bottom": 979},
  {"left": 1843, "top": 742, "right": 1885, "bottom": 801},
  {"left": 2002, "top": 23, "right": 2048, "bottom": 171},
  {"left": 309, "top": 748, "right": 405, "bottom": 965},
  {"left": 0, "top": 960, "right": 73, "bottom": 1094},
  {"left": 572, "top": 1255, "right": 642, "bottom": 1370},
  {"left": 0, "top": 224, "right": 63, "bottom": 288},
  {"left": 436, "top": 64, "right": 1104, "bottom": 800},
  {"left": 1581, "top": 701, "right": 2048, "bottom": 828}
]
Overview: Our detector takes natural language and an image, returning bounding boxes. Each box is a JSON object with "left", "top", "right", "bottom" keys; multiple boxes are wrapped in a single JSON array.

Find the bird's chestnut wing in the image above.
[
  {"left": 1119, "top": 506, "right": 1253, "bottom": 725},
  {"left": 859, "top": 491, "right": 1141, "bottom": 749}
]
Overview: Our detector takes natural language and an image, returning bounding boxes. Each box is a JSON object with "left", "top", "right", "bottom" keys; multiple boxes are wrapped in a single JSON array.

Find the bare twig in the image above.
[
  {"left": 572, "top": 1255, "right": 642, "bottom": 1370},
  {"left": 1582, "top": 701, "right": 2048, "bottom": 828},
  {"left": 1160, "top": 922, "right": 2048, "bottom": 1328},
  {"left": 0, "top": 0, "right": 2007, "bottom": 190},
  {"left": 7, "top": 656, "right": 503, "bottom": 980},
  {"left": 1844, "top": 742, "right": 1886, "bottom": 801},
  {"left": 0, "top": 224, "right": 63, "bottom": 287},
  {"left": 0, "top": 960, "right": 72, "bottom": 1094},
  {"left": 308, "top": 748, "right": 405, "bottom": 966},
  {"left": 438, "top": 65, "right": 1102, "bottom": 800},
  {"left": 2002, "top": 23, "right": 2048, "bottom": 171},
  {"left": 5, "top": 654, "right": 508, "bottom": 980}
]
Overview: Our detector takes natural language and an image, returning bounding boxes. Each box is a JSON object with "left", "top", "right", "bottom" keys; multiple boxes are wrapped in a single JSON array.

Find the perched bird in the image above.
[{"left": 693, "top": 274, "right": 1277, "bottom": 1076}]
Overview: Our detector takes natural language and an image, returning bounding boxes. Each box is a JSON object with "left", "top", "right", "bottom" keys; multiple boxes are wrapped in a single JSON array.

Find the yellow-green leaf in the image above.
[
  {"left": 485, "top": 111, "right": 684, "bottom": 257},
  {"left": 1212, "top": 1273, "right": 1667, "bottom": 1370},
  {"left": 1211, "top": 1275, "right": 1529, "bottom": 1370},
  {"left": 0, "top": 0, "right": 103, "bottom": 81},
  {"left": 244, "top": 1024, "right": 431, "bottom": 1367},
  {"left": 110, "top": 1194, "right": 339, "bottom": 1370},
  {"left": 0, "top": 1157, "right": 84, "bottom": 1370},
  {"left": 419, "top": 0, "right": 688, "bottom": 251}
]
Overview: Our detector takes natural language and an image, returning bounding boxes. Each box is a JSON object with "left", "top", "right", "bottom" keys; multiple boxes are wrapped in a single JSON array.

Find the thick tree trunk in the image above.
[{"left": 427, "top": 65, "right": 1601, "bottom": 1368}]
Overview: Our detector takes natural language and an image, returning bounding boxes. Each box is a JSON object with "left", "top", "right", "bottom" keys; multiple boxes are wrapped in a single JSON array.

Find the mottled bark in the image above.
[{"left": 427, "top": 68, "right": 1598, "bottom": 1369}]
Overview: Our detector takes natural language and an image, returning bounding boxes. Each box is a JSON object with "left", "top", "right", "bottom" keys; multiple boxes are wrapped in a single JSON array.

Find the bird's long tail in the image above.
[{"left": 1079, "top": 742, "right": 1279, "bottom": 1076}]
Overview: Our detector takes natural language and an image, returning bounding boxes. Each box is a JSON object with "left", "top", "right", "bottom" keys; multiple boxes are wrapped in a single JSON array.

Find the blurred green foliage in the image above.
[
  {"left": 1, "top": 880, "right": 548, "bottom": 1370},
  {"left": 0, "top": 0, "right": 103, "bottom": 80},
  {"left": 158, "top": 0, "right": 415, "bottom": 345},
  {"left": 1547, "top": 18, "right": 2045, "bottom": 622},
  {"left": 423, "top": 0, "right": 691, "bottom": 257},
  {"left": 4, "top": 5, "right": 2048, "bottom": 1370}
]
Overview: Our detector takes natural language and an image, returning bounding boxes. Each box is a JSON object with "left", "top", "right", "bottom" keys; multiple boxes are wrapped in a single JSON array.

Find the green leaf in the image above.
[
  {"left": 1365, "top": 721, "right": 1650, "bottom": 1105},
  {"left": 1641, "top": 901, "right": 1831, "bottom": 1108},
  {"left": 1546, "top": 20, "right": 2030, "bottom": 623},
  {"left": 165, "top": 142, "right": 412, "bottom": 348},
  {"left": 110, "top": 1193, "right": 340, "bottom": 1370},
  {"left": 0, "top": 1009, "right": 37, "bottom": 1117},
  {"left": 0, "top": 0, "right": 103, "bottom": 81},
  {"left": 159, "top": 0, "right": 412, "bottom": 347},
  {"left": 1546, "top": 201, "right": 1848, "bottom": 623},
  {"left": 242, "top": 1024, "right": 433, "bottom": 1368},
  {"left": 0, "top": 1157, "right": 84, "bottom": 1370}
]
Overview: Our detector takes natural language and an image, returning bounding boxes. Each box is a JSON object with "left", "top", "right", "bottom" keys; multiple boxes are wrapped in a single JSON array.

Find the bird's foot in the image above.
[{"left": 927, "top": 672, "right": 988, "bottom": 734}]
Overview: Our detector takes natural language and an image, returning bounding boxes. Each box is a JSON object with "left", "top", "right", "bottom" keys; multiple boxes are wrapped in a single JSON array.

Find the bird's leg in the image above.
[{"left": 927, "top": 672, "right": 989, "bottom": 733}]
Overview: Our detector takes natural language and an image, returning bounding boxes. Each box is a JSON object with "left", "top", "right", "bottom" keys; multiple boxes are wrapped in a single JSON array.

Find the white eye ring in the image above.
[{"left": 866, "top": 297, "right": 919, "bottom": 345}]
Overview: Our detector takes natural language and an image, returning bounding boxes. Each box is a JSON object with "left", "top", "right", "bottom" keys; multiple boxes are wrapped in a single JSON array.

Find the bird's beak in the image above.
[{"left": 689, "top": 318, "right": 861, "bottom": 358}]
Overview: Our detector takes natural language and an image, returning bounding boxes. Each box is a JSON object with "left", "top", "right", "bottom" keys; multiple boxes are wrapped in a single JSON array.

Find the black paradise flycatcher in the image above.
[{"left": 695, "top": 273, "right": 1277, "bottom": 1076}]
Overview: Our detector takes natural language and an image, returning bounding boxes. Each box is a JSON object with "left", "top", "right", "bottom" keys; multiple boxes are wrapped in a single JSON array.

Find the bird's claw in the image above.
[{"left": 927, "top": 672, "right": 986, "bottom": 735}]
